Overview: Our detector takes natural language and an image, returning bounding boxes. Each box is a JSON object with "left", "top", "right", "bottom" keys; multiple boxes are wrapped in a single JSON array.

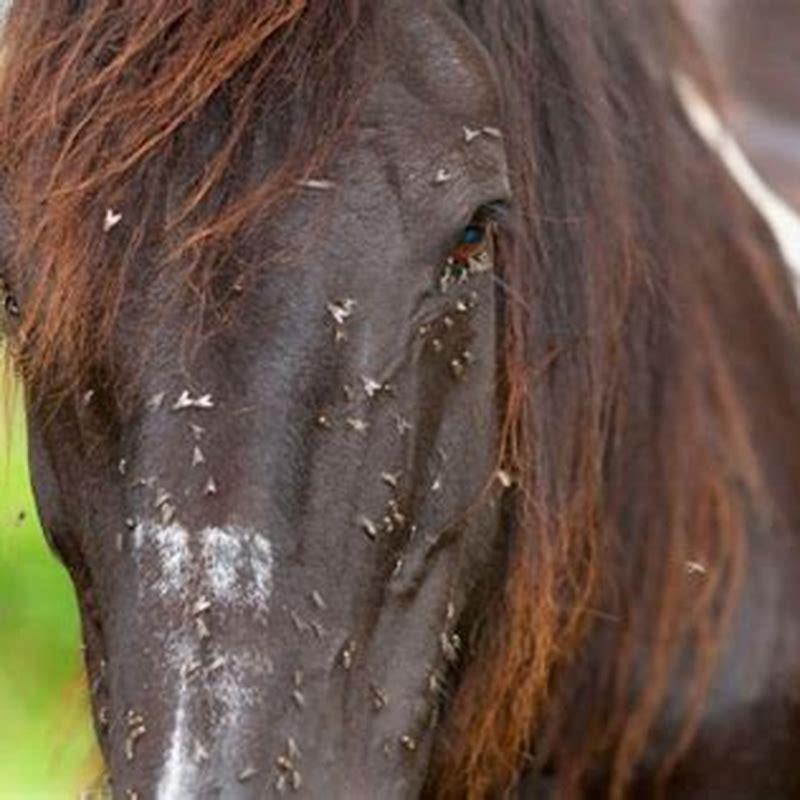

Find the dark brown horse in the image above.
[{"left": 2, "top": 2, "right": 800, "bottom": 798}]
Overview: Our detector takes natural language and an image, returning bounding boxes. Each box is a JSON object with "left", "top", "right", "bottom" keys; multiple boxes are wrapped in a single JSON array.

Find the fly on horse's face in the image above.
[{"left": 20, "top": 3, "right": 510, "bottom": 797}]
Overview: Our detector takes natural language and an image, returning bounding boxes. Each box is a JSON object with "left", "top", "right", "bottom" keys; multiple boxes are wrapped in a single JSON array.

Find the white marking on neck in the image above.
[{"left": 675, "top": 73, "right": 800, "bottom": 299}]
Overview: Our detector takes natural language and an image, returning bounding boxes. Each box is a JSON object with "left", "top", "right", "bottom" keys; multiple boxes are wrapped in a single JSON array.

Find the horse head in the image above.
[
  {"left": 2, "top": 3, "right": 512, "bottom": 797},
  {"left": 4, "top": 2, "right": 800, "bottom": 798}
]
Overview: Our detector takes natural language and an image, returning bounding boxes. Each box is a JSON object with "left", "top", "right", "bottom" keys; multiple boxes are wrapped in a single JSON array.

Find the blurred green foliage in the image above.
[{"left": 0, "top": 388, "right": 97, "bottom": 798}]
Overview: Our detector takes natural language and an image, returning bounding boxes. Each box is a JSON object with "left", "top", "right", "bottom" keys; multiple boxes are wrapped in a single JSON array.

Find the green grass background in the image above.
[{"left": 0, "top": 384, "right": 97, "bottom": 798}]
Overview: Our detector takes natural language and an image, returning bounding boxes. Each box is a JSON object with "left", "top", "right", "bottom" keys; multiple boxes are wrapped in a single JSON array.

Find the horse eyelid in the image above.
[{"left": 457, "top": 200, "right": 508, "bottom": 246}]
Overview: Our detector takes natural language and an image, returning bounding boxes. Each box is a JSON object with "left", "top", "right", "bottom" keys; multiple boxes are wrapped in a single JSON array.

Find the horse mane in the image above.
[
  {"left": 3, "top": 2, "right": 800, "bottom": 799},
  {"left": 431, "top": 2, "right": 800, "bottom": 797}
]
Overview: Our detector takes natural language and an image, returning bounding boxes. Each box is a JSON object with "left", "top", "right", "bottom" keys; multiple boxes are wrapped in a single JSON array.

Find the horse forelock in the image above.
[
  {"left": 0, "top": 0, "right": 371, "bottom": 394},
  {"left": 3, "top": 2, "right": 800, "bottom": 799}
]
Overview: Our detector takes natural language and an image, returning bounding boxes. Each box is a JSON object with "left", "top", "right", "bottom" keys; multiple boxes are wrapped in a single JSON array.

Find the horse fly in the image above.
[
  {"left": 496, "top": 469, "right": 514, "bottom": 489},
  {"left": 297, "top": 178, "right": 336, "bottom": 191},
  {"left": 124, "top": 710, "right": 147, "bottom": 762},
  {"left": 315, "top": 413, "right": 333, "bottom": 430},
  {"left": 440, "top": 631, "right": 461, "bottom": 664},
  {"left": 172, "top": 390, "right": 215, "bottom": 411},
  {"left": 433, "top": 168, "right": 452, "bottom": 185},
  {"left": 291, "top": 689, "right": 307, "bottom": 711},
  {"left": 237, "top": 765, "right": 259, "bottom": 784},
  {"left": 463, "top": 125, "right": 482, "bottom": 143},
  {"left": 393, "top": 414, "right": 412, "bottom": 436},
  {"left": 191, "top": 446, "right": 205, "bottom": 467},
  {"left": 327, "top": 298, "right": 356, "bottom": 326},
  {"left": 381, "top": 472, "right": 400, "bottom": 490},
  {"left": 290, "top": 609, "right": 311, "bottom": 635},
  {"left": 193, "top": 739, "right": 210, "bottom": 765},
  {"left": 346, "top": 417, "right": 369, "bottom": 434},
  {"left": 195, "top": 616, "right": 211, "bottom": 641},
  {"left": 370, "top": 684, "right": 389, "bottom": 711},
  {"left": 340, "top": 640, "right": 357, "bottom": 670},
  {"left": 103, "top": 208, "right": 122, "bottom": 232},
  {"left": 361, "top": 376, "right": 384, "bottom": 398},
  {"left": 147, "top": 392, "right": 166, "bottom": 411},
  {"left": 275, "top": 752, "right": 303, "bottom": 794},
  {"left": 358, "top": 515, "right": 379, "bottom": 540},
  {"left": 287, "top": 737, "right": 301, "bottom": 761}
]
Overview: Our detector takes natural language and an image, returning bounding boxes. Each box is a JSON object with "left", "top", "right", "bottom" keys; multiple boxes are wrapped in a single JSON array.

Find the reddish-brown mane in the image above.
[
  {"left": 3, "top": 2, "right": 800, "bottom": 798},
  {"left": 431, "top": 3, "right": 800, "bottom": 798},
  {"left": 0, "top": 0, "right": 373, "bottom": 392}
]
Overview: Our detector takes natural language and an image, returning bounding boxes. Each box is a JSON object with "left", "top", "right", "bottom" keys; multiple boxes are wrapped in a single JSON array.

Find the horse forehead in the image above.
[{"left": 381, "top": 0, "right": 502, "bottom": 121}]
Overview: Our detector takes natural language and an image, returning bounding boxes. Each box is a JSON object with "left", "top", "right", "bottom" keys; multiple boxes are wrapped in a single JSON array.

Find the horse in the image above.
[{"left": 2, "top": 2, "right": 800, "bottom": 798}]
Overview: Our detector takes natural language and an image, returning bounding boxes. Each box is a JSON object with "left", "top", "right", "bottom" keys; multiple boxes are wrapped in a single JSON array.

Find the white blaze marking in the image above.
[
  {"left": 135, "top": 523, "right": 274, "bottom": 797},
  {"left": 675, "top": 73, "right": 800, "bottom": 297},
  {"left": 133, "top": 521, "right": 274, "bottom": 608},
  {"left": 156, "top": 682, "right": 193, "bottom": 800},
  {"left": 155, "top": 646, "right": 268, "bottom": 799}
]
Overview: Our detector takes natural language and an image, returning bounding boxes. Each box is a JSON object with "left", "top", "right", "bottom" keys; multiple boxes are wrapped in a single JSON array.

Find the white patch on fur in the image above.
[
  {"left": 675, "top": 73, "right": 800, "bottom": 297},
  {"left": 201, "top": 526, "right": 275, "bottom": 607},
  {"left": 156, "top": 681, "right": 194, "bottom": 800},
  {"left": 154, "top": 644, "right": 271, "bottom": 797},
  {"left": 145, "top": 521, "right": 275, "bottom": 798},
  {"left": 133, "top": 522, "right": 274, "bottom": 609}
]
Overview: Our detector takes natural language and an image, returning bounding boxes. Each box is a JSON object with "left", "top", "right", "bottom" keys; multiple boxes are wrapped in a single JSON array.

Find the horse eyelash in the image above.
[{"left": 477, "top": 199, "right": 510, "bottom": 225}]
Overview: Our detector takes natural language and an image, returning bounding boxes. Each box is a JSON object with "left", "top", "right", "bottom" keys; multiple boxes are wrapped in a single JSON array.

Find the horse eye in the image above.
[
  {"left": 2, "top": 283, "right": 20, "bottom": 317},
  {"left": 439, "top": 204, "right": 504, "bottom": 292}
]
